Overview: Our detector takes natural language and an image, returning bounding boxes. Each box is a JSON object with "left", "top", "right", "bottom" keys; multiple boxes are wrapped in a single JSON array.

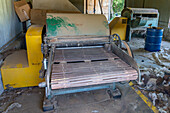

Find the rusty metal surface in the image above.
[
  {"left": 51, "top": 47, "right": 138, "bottom": 90},
  {"left": 45, "top": 35, "right": 110, "bottom": 46},
  {"left": 111, "top": 43, "right": 139, "bottom": 75},
  {"left": 129, "top": 8, "right": 158, "bottom": 14},
  {"left": 122, "top": 8, "right": 159, "bottom": 14},
  {"left": 54, "top": 47, "right": 118, "bottom": 63}
]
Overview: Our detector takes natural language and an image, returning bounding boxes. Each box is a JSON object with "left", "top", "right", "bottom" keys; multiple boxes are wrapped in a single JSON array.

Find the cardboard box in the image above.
[
  {"left": 14, "top": 0, "right": 31, "bottom": 22},
  {"left": 31, "top": 9, "right": 81, "bottom": 25}
]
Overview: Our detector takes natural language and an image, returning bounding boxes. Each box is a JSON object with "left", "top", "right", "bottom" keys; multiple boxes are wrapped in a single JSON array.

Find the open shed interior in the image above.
[{"left": 0, "top": 0, "right": 169, "bottom": 113}]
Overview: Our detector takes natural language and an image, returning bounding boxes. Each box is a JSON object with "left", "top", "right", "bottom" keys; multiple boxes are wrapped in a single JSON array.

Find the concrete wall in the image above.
[
  {"left": 144, "top": 0, "right": 170, "bottom": 27},
  {"left": 144, "top": 0, "right": 170, "bottom": 41},
  {"left": 126, "top": 0, "right": 170, "bottom": 40},
  {"left": 0, "top": 0, "right": 22, "bottom": 49},
  {"left": 127, "top": 0, "right": 144, "bottom": 8},
  {"left": 0, "top": 0, "right": 23, "bottom": 94}
]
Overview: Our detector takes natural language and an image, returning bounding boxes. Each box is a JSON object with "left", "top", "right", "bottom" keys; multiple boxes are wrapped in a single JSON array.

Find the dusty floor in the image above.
[
  {"left": 0, "top": 37, "right": 169, "bottom": 113},
  {"left": 129, "top": 37, "right": 170, "bottom": 69},
  {"left": 0, "top": 83, "right": 153, "bottom": 113}
]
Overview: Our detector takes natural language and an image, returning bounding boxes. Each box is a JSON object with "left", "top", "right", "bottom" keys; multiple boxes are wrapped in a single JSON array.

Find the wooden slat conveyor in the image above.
[{"left": 51, "top": 47, "right": 138, "bottom": 90}]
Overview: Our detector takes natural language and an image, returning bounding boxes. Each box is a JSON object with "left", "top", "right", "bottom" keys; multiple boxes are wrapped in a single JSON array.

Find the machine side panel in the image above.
[
  {"left": 109, "top": 17, "right": 127, "bottom": 40},
  {"left": 0, "top": 25, "right": 45, "bottom": 89},
  {"left": 1, "top": 50, "right": 44, "bottom": 89},
  {"left": 26, "top": 25, "right": 43, "bottom": 67}
]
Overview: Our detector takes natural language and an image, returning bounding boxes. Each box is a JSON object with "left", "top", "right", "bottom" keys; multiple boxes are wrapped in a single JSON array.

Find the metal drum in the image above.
[{"left": 145, "top": 27, "right": 163, "bottom": 52}]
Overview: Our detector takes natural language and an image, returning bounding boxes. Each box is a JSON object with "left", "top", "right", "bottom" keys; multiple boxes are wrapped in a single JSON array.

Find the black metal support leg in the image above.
[
  {"left": 107, "top": 83, "right": 122, "bottom": 99},
  {"left": 22, "top": 21, "right": 27, "bottom": 33},
  {"left": 43, "top": 97, "right": 54, "bottom": 112}
]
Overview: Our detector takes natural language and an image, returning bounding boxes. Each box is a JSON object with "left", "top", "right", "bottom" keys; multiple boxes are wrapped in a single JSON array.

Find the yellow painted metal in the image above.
[
  {"left": 1, "top": 25, "right": 44, "bottom": 89},
  {"left": 109, "top": 17, "right": 127, "bottom": 40},
  {"left": 26, "top": 25, "right": 44, "bottom": 66},
  {"left": 129, "top": 82, "right": 159, "bottom": 113}
]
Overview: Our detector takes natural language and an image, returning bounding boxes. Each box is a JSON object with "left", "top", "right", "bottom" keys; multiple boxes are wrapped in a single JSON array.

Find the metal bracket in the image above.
[{"left": 46, "top": 44, "right": 55, "bottom": 98}]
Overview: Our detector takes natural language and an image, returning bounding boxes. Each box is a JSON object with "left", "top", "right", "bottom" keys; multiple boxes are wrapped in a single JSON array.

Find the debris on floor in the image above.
[
  {"left": 135, "top": 72, "right": 170, "bottom": 113},
  {"left": 129, "top": 38, "right": 170, "bottom": 113},
  {"left": 0, "top": 87, "right": 43, "bottom": 113},
  {"left": 91, "top": 110, "right": 99, "bottom": 113},
  {"left": 2, "top": 103, "right": 21, "bottom": 113},
  {"left": 146, "top": 78, "right": 157, "bottom": 90}
]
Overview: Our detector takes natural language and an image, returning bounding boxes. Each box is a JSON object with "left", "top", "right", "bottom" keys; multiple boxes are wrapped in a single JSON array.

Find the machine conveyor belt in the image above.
[
  {"left": 54, "top": 48, "right": 118, "bottom": 63},
  {"left": 51, "top": 47, "right": 138, "bottom": 90}
]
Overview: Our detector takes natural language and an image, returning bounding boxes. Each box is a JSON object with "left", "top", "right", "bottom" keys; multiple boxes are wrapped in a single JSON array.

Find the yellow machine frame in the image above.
[
  {"left": 109, "top": 17, "right": 127, "bottom": 40},
  {"left": 1, "top": 25, "right": 44, "bottom": 89}
]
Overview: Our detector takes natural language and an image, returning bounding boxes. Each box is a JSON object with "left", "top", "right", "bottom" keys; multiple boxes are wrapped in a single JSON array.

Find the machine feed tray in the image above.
[{"left": 51, "top": 47, "right": 138, "bottom": 90}]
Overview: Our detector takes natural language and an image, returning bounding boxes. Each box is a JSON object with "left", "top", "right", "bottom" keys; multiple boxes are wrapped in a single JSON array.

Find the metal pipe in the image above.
[
  {"left": 44, "top": 58, "right": 47, "bottom": 70},
  {"left": 124, "top": 0, "right": 126, "bottom": 8},
  {"left": 46, "top": 45, "right": 55, "bottom": 98},
  {"left": 86, "top": 0, "right": 88, "bottom": 14},
  {"left": 98, "top": 0, "right": 103, "bottom": 14},
  {"left": 56, "top": 46, "right": 103, "bottom": 50},
  {"left": 137, "top": 67, "right": 142, "bottom": 85},
  {"left": 84, "top": 0, "right": 87, "bottom": 14},
  {"left": 94, "top": 0, "right": 96, "bottom": 14},
  {"left": 143, "top": 0, "right": 145, "bottom": 8},
  {"left": 112, "top": 82, "right": 116, "bottom": 90},
  {"left": 52, "top": 83, "right": 113, "bottom": 96},
  {"left": 108, "top": 0, "right": 111, "bottom": 20}
]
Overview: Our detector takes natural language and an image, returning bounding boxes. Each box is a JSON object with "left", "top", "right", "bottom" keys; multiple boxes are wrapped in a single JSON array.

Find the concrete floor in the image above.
[
  {"left": 0, "top": 83, "right": 153, "bottom": 113},
  {"left": 129, "top": 37, "right": 170, "bottom": 69}
]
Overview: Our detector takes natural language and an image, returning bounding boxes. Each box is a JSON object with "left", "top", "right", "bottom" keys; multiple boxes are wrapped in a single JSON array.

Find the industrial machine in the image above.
[
  {"left": 35, "top": 13, "right": 139, "bottom": 111},
  {"left": 1, "top": 3, "right": 139, "bottom": 110},
  {"left": 121, "top": 7, "right": 159, "bottom": 40},
  {"left": 1, "top": 0, "right": 130, "bottom": 90}
]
